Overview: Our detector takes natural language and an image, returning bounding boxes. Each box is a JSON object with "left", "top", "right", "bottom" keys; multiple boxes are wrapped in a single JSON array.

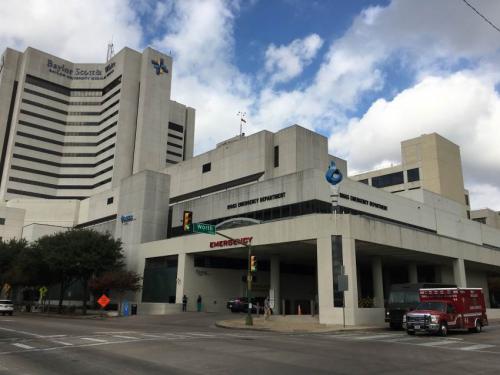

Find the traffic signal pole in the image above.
[{"left": 216, "top": 231, "right": 253, "bottom": 326}]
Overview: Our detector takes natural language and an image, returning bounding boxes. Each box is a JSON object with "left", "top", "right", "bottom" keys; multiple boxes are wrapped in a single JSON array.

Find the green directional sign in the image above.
[{"left": 193, "top": 222, "right": 216, "bottom": 235}]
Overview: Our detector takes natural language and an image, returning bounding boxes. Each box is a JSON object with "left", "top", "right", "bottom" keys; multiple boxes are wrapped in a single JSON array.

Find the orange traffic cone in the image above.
[{"left": 298, "top": 304, "right": 302, "bottom": 315}]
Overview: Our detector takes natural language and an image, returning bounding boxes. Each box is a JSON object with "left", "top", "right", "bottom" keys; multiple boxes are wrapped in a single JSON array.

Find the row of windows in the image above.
[
  {"left": 169, "top": 200, "right": 332, "bottom": 238},
  {"left": 24, "top": 87, "right": 120, "bottom": 107},
  {"left": 167, "top": 149, "right": 182, "bottom": 158},
  {"left": 22, "top": 98, "right": 119, "bottom": 117},
  {"left": 167, "top": 141, "right": 182, "bottom": 149},
  {"left": 11, "top": 164, "right": 113, "bottom": 179},
  {"left": 370, "top": 168, "right": 420, "bottom": 188},
  {"left": 17, "top": 130, "right": 116, "bottom": 147},
  {"left": 9, "top": 176, "right": 112, "bottom": 190},
  {"left": 168, "top": 122, "right": 184, "bottom": 133},
  {"left": 6, "top": 188, "right": 86, "bottom": 200},
  {"left": 25, "top": 75, "right": 122, "bottom": 97},
  {"left": 19, "top": 120, "right": 117, "bottom": 137},
  {"left": 14, "top": 142, "right": 115, "bottom": 157},
  {"left": 13, "top": 153, "right": 114, "bottom": 168},
  {"left": 20, "top": 109, "right": 118, "bottom": 126},
  {"left": 168, "top": 132, "right": 183, "bottom": 141},
  {"left": 166, "top": 159, "right": 178, "bottom": 165}
]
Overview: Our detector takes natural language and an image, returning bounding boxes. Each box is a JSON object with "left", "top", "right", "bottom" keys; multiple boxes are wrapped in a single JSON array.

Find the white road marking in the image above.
[
  {"left": 94, "top": 331, "right": 136, "bottom": 334},
  {"left": 460, "top": 344, "right": 495, "bottom": 351},
  {"left": 0, "top": 327, "right": 42, "bottom": 338},
  {"left": 112, "top": 335, "right": 139, "bottom": 340},
  {"left": 81, "top": 337, "right": 107, "bottom": 343},
  {"left": 418, "top": 340, "right": 457, "bottom": 347},
  {"left": 40, "top": 335, "right": 66, "bottom": 338},
  {"left": 0, "top": 319, "right": 13, "bottom": 322},
  {"left": 141, "top": 334, "right": 163, "bottom": 338},
  {"left": 52, "top": 341, "right": 73, "bottom": 346},
  {"left": 354, "top": 334, "right": 402, "bottom": 340},
  {"left": 185, "top": 332, "right": 216, "bottom": 337},
  {"left": 12, "top": 343, "right": 34, "bottom": 350}
]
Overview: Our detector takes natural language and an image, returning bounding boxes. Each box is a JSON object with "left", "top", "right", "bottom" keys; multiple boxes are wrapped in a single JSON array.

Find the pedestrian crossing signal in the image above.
[
  {"left": 183, "top": 211, "right": 193, "bottom": 232},
  {"left": 250, "top": 255, "right": 257, "bottom": 272}
]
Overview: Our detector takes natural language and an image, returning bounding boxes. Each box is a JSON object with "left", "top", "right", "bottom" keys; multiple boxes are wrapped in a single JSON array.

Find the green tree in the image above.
[
  {"left": 0, "top": 239, "right": 30, "bottom": 298},
  {"left": 89, "top": 270, "right": 142, "bottom": 315},
  {"left": 34, "top": 229, "right": 124, "bottom": 314}
]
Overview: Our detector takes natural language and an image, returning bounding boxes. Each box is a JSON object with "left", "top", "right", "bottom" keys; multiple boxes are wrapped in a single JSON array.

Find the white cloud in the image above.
[
  {"left": 0, "top": 0, "right": 142, "bottom": 62},
  {"left": 329, "top": 72, "right": 500, "bottom": 209},
  {"left": 265, "top": 34, "right": 323, "bottom": 84}
]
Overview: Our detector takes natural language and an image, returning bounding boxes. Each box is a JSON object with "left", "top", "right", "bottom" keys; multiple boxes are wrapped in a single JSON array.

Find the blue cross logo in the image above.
[
  {"left": 151, "top": 57, "right": 168, "bottom": 75},
  {"left": 325, "top": 160, "right": 343, "bottom": 186}
]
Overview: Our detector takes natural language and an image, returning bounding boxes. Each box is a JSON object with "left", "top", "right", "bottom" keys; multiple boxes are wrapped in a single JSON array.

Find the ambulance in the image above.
[{"left": 404, "top": 288, "right": 488, "bottom": 336}]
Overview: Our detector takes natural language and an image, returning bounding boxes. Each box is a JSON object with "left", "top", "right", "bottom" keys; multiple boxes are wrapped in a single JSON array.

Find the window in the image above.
[
  {"left": 371, "top": 171, "right": 404, "bottom": 188},
  {"left": 473, "top": 217, "right": 486, "bottom": 224},
  {"left": 274, "top": 145, "right": 279, "bottom": 168},
  {"left": 168, "top": 122, "right": 184, "bottom": 133},
  {"left": 465, "top": 194, "right": 470, "bottom": 206},
  {"left": 0, "top": 218, "right": 5, "bottom": 225},
  {"left": 202, "top": 162, "right": 211, "bottom": 173},
  {"left": 407, "top": 168, "right": 420, "bottom": 182},
  {"left": 107, "top": 197, "right": 113, "bottom": 205},
  {"left": 359, "top": 179, "right": 368, "bottom": 185}
]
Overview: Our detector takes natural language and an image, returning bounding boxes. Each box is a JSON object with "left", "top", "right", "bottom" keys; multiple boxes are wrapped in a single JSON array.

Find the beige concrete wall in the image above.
[{"left": 0, "top": 204, "right": 25, "bottom": 240}]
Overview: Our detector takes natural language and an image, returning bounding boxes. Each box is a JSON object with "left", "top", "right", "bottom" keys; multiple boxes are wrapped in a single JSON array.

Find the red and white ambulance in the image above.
[{"left": 404, "top": 288, "right": 488, "bottom": 336}]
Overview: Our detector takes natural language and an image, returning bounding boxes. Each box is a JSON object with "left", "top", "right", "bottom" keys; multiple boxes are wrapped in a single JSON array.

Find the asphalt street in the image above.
[{"left": 1, "top": 313, "right": 500, "bottom": 374}]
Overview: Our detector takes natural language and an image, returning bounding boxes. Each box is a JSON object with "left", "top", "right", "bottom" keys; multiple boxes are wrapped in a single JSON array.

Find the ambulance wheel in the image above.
[
  {"left": 406, "top": 330, "right": 415, "bottom": 335},
  {"left": 438, "top": 322, "right": 448, "bottom": 337},
  {"left": 469, "top": 320, "right": 481, "bottom": 333}
]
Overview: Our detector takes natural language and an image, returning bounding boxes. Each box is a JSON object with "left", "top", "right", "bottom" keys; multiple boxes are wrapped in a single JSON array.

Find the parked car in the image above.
[
  {"left": 227, "top": 297, "right": 266, "bottom": 313},
  {"left": 0, "top": 300, "right": 14, "bottom": 316},
  {"left": 404, "top": 288, "right": 488, "bottom": 336}
]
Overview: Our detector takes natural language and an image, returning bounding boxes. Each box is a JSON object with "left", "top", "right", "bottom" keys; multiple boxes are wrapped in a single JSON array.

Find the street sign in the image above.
[
  {"left": 97, "top": 294, "right": 110, "bottom": 308},
  {"left": 39, "top": 286, "right": 48, "bottom": 297},
  {"left": 193, "top": 222, "right": 216, "bottom": 235},
  {"left": 337, "top": 275, "right": 349, "bottom": 292},
  {"left": 123, "top": 300, "right": 129, "bottom": 316}
]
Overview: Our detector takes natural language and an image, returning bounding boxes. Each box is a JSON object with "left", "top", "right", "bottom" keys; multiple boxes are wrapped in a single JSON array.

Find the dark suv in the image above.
[{"left": 227, "top": 297, "right": 266, "bottom": 313}]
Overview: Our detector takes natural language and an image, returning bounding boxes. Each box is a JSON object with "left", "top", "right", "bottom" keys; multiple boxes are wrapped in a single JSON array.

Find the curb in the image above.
[{"left": 215, "top": 320, "right": 387, "bottom": 334}]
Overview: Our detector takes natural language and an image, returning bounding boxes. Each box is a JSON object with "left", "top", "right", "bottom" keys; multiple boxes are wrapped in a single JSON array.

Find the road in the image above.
[{"left": 1, "top": 313, "right": 500, "bottom": 374}]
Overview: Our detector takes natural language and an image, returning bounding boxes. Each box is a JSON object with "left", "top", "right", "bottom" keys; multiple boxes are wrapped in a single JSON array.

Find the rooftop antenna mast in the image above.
[
  {"left": 237, "top": 111, "right": 247, "bottom": 137},
  {"left": 106, "top": 38, "right": 115, "bottom": 62}
]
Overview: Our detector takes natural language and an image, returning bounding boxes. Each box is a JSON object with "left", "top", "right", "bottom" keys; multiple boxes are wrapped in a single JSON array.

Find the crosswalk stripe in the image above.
[
  {"left": 81, "top": 337, "right": 107, "bottom": 343},
  {"left": 185, "top": 333, "right": 216, "bottom": 337},
  {"left": 418, "top": 340, "right": 456, "bottom": 347},
  {"left": 52, "top": 341, "right": 73, "bottom": 346},
  {"left": 460, "top": 344, "right": 495, "bottom": 351},
  {"left": 141, "top": 334, "right": 163, "bottom": 338},
  {"left": 12, "top": 343, "right": 34, "bottom": 350},
  {"left": 113, "top": 335, "right": 139, "bottom": 340}
]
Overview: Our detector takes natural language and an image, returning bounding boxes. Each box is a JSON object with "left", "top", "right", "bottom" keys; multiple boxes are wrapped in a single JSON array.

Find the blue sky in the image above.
[{"left": 1, "top": 0, "right": 500, "bottom": 209}]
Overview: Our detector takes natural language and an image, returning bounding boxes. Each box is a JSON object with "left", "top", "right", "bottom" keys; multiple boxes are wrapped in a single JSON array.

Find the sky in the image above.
[{"left": 1, "top": 0, "right": 500, "bottom": 210}]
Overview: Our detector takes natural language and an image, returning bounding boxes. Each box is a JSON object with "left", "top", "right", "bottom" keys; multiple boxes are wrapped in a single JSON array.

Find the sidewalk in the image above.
[{"left": 215, "top": 315, "right": 385, "bottom": 333}]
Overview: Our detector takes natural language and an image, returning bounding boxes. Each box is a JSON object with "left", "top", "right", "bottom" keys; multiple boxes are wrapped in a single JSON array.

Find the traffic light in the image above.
[
  {"left": 250, "top": 255, "right": 257, "bottom": 272},
  {"left": 183, "top": 211, "right": 192, "bottom": 232}
]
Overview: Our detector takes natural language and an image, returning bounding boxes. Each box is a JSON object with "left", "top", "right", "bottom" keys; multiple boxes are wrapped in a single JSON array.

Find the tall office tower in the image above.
[{"left": 0, "top": 46, "right": 195, "bottom": 201}]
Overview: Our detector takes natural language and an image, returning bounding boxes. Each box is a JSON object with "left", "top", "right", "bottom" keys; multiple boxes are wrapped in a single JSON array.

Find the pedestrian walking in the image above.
[
  {"left": 264, "top": 296, "right": 271, "bottom": 320},
  {"left": 197, "top": 295, "right": 202, "bottom": 312},
  {"left": 182, "top": 294, "right": 188, "bottom": 312}
]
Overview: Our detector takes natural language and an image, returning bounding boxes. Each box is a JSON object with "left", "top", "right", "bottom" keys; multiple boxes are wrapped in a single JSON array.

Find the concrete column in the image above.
[
  {"left": 342, "top": 237, "right": 358, "bottom": 325},
  {"left": 270, "top": 255, "right": 280, "bottom": 314},
  {"left": 453, "top": 258, "right": 467, "bottom": 287},
  {"left": 316, "top": 237, "right": 334, "bottom": 324},
  {"left": 408, "top": 263, "right": 418, "bottom": 283},
  {"left": 372, "top": 257, "right": 384, "bottom": 308},
  {"left": 175, "top": 253, "right": 187, "bottom": 304}
]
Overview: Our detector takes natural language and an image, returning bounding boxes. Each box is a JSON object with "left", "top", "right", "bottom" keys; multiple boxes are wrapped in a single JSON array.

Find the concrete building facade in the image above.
[
  {"left": 0, "top": 46, "right": 194, "bottom": 201},
  {"left": 1, "top": 46, "right": 500, "bottom": 326}
]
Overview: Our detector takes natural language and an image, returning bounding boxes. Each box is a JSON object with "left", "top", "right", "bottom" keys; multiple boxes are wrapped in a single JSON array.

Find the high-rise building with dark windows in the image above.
[{"left": 0, "top": 46, "right": 195, "bottom": 201}]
